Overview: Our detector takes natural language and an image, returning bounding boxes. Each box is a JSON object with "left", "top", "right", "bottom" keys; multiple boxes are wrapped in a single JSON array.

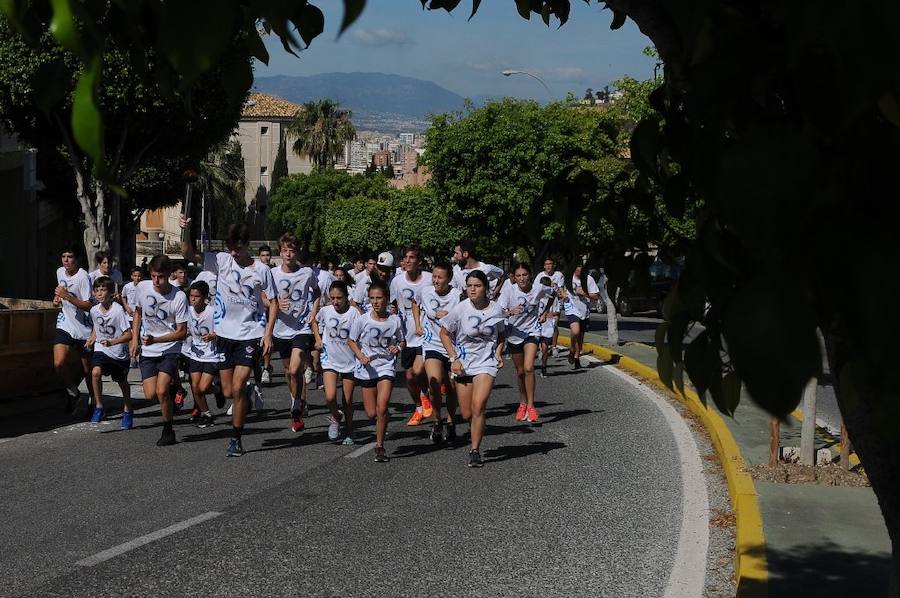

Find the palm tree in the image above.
[
  {"left": 286, "top": 99, "right": 356, "bottom": 168},
  {"left": 194, "top": 139, "right": 246, "bottom": 239}
]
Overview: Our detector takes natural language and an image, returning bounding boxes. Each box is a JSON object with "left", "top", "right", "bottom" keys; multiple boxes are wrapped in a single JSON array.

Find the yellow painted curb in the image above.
[{"left": 559, "top": 335, "right": 768, "bottom": 596}]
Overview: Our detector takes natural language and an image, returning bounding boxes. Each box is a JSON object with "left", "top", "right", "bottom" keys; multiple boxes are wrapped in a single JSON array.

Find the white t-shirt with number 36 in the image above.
[{"left": 440, "top": 299, "right": 506, "bottom": 378}]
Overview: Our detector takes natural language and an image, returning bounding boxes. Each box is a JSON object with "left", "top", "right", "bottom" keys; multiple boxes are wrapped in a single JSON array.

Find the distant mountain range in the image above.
[{"left": 253, "top": 72, "right": 491, "bottom": 133}]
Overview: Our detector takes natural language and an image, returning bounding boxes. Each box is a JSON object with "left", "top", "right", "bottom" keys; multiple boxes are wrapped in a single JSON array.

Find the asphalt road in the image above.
[
  {"left": 580, "top": 312, "right": 844, "bottom": 435},
  {"left": 1, "top": 355, "right": 689, "bottom": 598}
]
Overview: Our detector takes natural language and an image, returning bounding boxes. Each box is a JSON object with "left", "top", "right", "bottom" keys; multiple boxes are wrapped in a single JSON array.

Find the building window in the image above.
[
  {"left": 260, "top": 166, "right": 268, "bottom": 174},
  {"left": 260, "top": 126, "right": 269, "bottom": 135}
]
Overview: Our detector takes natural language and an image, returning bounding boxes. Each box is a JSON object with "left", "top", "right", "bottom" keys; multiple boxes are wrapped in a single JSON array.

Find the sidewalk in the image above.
[{"left": 577, "top": 327, "right": 892, "bottom": 596}]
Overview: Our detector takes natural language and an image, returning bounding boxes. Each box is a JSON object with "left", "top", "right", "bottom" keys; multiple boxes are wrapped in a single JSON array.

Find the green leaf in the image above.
[
  {"left": 722, "top": 372, "right": 742, "bottom": 414},
  {"left": 32, "top": 59, "right": 70, "bottom": 117},
  {"left": 655, "top": 321, "right": 670, "bottom": 347},
  {"left": 657, "top": 342, "right": 674, "bottom": 389},
  {"left": 877, "top": 91, "right": 900, "bottom": 129},
  {"left": 160, "top": 0, "right": 237, "bottom": 83},
  {"left": 630, "top": 118, "right": 661, "bottom": 180},
  {"left": 684, "top": 330, "right": 711, "bottom": 403},
  {"left": 49, "top": 0, "right": 84, "bottom": 57},
  {"left": 468, "top": 0, "right": 483, "bottom": 21},
  {"left": 296, "top": 4, "right": 326, "bottom": 46},
  {"left": 71, "top": 56, "right": 104, "bottom": 174},
  {"left": 722, "top": 279, "right": 820, "bottom": 418},
  {"left": 245, "top": 26, "right": 270, "bottom": 64},
  {"left": 514, "top": 0, "right": 531, "bottom": 19},
  {"left": 609, "top": 9, "right": 626, "bottom": 30},
  {"left": 339, "top": 0, "right": 366, "bottom": 35}
]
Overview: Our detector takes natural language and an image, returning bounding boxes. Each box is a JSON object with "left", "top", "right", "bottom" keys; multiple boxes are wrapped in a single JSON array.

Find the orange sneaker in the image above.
[
  {"left": 420, "top": 394, "right": 434, "bottom": 418},
  {"left": 406, "top": 409, "right": 425, "bottom": 426},
  {"left": 526, "top": 406, "right": 540, "bottom": 423},
  {"left": 514, "top": 402, "right": 527, "bottom": 421}
]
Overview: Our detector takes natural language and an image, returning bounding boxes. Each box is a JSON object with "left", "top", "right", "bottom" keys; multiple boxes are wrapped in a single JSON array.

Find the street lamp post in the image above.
[{"left": 501, "top": 69, "right": 553, "bottom": 97}]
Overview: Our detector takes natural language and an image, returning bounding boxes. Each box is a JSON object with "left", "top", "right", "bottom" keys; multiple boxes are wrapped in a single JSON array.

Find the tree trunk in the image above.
[
  {"left": 825, "top": 332, "right": 900, "bottom": 596},
  {"left": 769, "top": 417, "right": 780, "bottom": 466},
  {"left": 604, "top": 295, "right": 619, "bottom": 346}
]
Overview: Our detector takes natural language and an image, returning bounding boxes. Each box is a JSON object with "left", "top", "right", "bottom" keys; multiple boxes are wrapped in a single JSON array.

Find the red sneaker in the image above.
[
  {"left": 526, "top": 406, "right": 540, "bottom": 423},
  {"left": 515, "top": 402, "right": 527, "bottom": 421},
  {"left": 420, "top": 395, "right": 434, "bottom": 418},
  {"left": 290, "top": 411, "right": 305, "bottom": 433}
]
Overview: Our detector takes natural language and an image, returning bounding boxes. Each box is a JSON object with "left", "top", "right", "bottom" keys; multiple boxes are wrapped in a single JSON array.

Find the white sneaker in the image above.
[
  {"left": 260, "top": 369, "right": 271, "bottom": 385},
  {"left": 304, "top": 367, "right": 314, "bottom": 385},
  {"left": 551, "top": 347, "right": 559, "bottom": 358},
  {"left": 327, "top": 416, "right": 341, "bottom": 441}
]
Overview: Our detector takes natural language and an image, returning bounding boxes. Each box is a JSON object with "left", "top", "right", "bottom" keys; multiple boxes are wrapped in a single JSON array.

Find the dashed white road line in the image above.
[
  {"left": 585, "top": 356, "right": 710, "bottom": 598},
  {"left": 76, "top": 512, "right": 223, "bottom": 567}
]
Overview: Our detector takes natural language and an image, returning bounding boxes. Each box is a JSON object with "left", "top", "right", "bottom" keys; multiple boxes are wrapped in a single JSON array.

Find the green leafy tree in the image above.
[
  {"left": 0, "top": 15, "right": 245, "bottom": 268},
  {"left": 385, "top": 186, "right": 465, "bottom": 257},
  {"left": 287, "top": 99, "right": 355, "bottom": 168},
  {"left": 270, "top": 137, "right": 289, "bottom": 193},
  {"left": 322, "top": 196, "right": 387, "bottom": 256},
  {"left": 268, "top": 168, "right": 391, "bottom": 254}
]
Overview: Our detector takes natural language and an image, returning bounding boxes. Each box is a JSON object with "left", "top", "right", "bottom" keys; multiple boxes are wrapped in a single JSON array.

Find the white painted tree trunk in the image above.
[
  {"left": 800, "top": 377, "right": 818, "bottom": 465},
  {"left": 74, "top": 168, "right": 111, "bottom": 271},
  {"left": 599, "top": 276, "right": 618, "bottom": 346}
]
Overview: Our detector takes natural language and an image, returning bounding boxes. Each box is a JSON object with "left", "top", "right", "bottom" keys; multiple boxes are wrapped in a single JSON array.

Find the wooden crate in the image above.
[{"left": 0, "top": 297, "right": 77, "bottom": 400}]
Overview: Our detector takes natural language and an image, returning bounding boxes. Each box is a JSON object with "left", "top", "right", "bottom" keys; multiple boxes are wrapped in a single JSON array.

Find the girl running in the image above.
[
  {"left": 312, "top": 280, "right": 361, "bottom": 444},
  {"left": 183, "top": 281, "right": 218, "bottom": 428},
  {"left": 439, "top": 270, "right": 506, "bottom": 468},
  {"left": 347, "top": 279, "right": 405, "bottom": 463},
  {"left": 498, "top": 263, "right": 553, "bottom": 423},
  {"left": 416, "top": 261, "right": 461, "bottom": 443},
  {"left": 559, "top": 263, "right": 600, "bottom": 369}
]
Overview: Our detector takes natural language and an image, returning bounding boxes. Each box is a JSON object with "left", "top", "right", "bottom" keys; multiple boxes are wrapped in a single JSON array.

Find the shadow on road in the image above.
[{"left": 483, "top": 441, "right": 567, "bottom": 463}]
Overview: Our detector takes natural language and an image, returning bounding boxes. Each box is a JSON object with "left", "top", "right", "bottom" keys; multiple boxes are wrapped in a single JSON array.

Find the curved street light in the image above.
[{"left": 502, "top": 69, "right": 553, "bottom": 97}]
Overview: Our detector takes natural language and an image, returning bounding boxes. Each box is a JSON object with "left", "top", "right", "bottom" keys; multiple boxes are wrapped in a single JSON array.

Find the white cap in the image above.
[{"left": 377, "top": 251, "right": 394, "bottom": 268}]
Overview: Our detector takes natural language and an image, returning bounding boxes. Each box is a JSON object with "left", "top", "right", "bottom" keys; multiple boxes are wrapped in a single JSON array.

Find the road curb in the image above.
[{"left": 559, "top": 335, "right": 768, "bottom": 596}]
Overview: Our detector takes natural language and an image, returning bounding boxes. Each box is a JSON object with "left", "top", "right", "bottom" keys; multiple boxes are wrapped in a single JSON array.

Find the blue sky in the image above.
[{"left": 254, "top": 0, "right": 656, "bottom": 100}]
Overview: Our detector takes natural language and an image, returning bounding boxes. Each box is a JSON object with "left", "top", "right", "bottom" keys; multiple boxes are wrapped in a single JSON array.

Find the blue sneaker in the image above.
[
  {"left": 226, "top": 438, "right": 244, "bottom": 458},
  {"left": 121, "top": 411, "right": 134, "bottom": 430},
  {"left": 90, "top": 407, "right": 104, "bottom": 424}
]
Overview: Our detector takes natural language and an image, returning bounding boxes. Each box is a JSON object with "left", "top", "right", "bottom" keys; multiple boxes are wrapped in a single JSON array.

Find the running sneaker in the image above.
[
  {"left": 121, "top": 411, "right": 133, "bottom": 430},
  {"left": 445, "top": 421, "right": 457, "bottom": 442},
  {"left": 196, "top": 413, "right": 215, "bottom": 428},
  {"left": 420, "top": 394, "right": 434, "bottom": 418},
  {"left": 327, "top": 415, "right": 341, "bottom": 441},
  {"left": 467, "top": 449, "right": 484, "bottom": 468},
  {"left": 64, "top": 386, "right": 80, "bottom": 415},
  {"left": 526, "top": 406, "right": 540, "bottom": 423},
  {"left": 226, "top": 438, "right": 244, "bottom": 457},
  {"left": 551, "top": 346, "right": 559, "bottom": 358},
  {"left": 290, "top": 411, "right": 305, "bottom": 433},
  {"left": 189, "top": 407, "right": 202, "bottom": 422},
  {"left": 406, "top": 409, "right": 425, "bottom": 426},
  {"left": 572, "top": 358, "right": 581, "bottom": 370},
  {"left": 514, "top": 402, "right": 528, "bottom": 421},
  {"left": 251, "top": 383, "right": 265, "bottom": 411},
  {"left": 90, "top": 407, "right": 104, "bottom": 423},
  {"left": 304, "top": 367, "right": 314, "bottom": 385},
  {"left": 174, "top": 389, "right": 186, "bottom": 410},
  {"left": 341, "top": 435, "right": 355, "bottom": 446},
  {"left": 430, "top": 421, "right": 444, "bottom": 444},
  {"left": 374, "top": 446, "right": 389, "bottom": 463},
  {"left": 156, "top": 428, "right": 177, "bottom": 447},
  {"left": 260, "top": 368, "right": 271, "bottom": 385}
]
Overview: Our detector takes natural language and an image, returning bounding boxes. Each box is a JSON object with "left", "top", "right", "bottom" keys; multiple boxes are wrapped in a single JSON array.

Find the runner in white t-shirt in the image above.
[
  {"left": 85, "top": 276, "right": 133, "bottom": 428},
  {"left": 53, "top": 244, "right": 96, "bottom": 415},
  {"left": 390, "top": 245, "right": 434, "bottom": 427},
  {"left": 416, "top": 261, "right": 461, "bottom": 443},
  {"left": 129, "top": 255, "right": 189, "bottom": 447},
  {"left": 536, "top": 275, "right": 560, "bottom": 379},
  {"left": 312, "top": 280, "right": 361, "bottom": 444},
  {"left": 308, "top": 261, "right": 336, "bottom": 391},
  {"left": 440, "top": 269, "right": 506, "bottom": 468},
  {"left": 534, "top": 257, "right": 566, "bottom": 354},
  {"left": 88, "top": 250, "right": 124, "bottom": 293},
  {"left": 559, "top": 263, "right": 601, "bottom": 369},
  {"left": 270, "top": 235, "right": 320, "bottom": 433},
  {"left": 121, "top": 267, "right": 143, "bottom": 323},
  {"left": 347, "top": 279, "right": 405, "bottom": 463},
  {"left": 452, "top": 239, "right": 506, "bottom": 298},
  {"left": 498, "top": 263, "right": 554, "bottom": 423},
  {"left": 181, "top": 219, "right": 278, "bottom": 457},
  {"left": 183, "top": 280, "right": 218, "bottom": 429},
  {"left": 350, "top": 256, "right": 377, "bottom": 313}
]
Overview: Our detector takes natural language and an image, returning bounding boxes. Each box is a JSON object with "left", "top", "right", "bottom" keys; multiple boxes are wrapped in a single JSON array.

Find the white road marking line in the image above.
[
  {"left": 591, "top": 357, "right": 710, "bottom": 598},
  {"left": 76, "top": 512, "right": 223, "bottom": 567},
  {"left": 345, "top": 441, "right": 378, "bottom": 459}
]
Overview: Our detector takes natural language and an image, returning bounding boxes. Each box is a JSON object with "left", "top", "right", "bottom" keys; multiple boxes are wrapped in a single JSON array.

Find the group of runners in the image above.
[{"left": 51, "top": 222, "right": 602, "bottom": 468}]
